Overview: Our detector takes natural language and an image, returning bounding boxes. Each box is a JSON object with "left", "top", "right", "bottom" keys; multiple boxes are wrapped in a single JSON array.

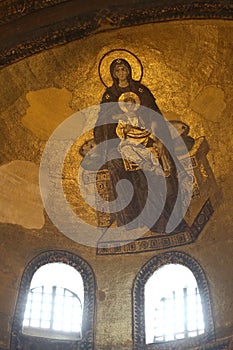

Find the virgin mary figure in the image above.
[{"left": 94, "top": 58, "right": 187, "bottom": 233}]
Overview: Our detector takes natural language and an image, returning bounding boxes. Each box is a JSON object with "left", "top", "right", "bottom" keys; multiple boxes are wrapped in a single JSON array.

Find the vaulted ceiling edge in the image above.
[
  {"left": 0, "top": 0, "right": 69, "bottom": 25},
  {"left": 0, "top": 0, "right": 232, "bottom": 68}
]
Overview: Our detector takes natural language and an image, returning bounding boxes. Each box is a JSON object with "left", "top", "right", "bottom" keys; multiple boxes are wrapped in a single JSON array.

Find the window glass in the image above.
[
  {"left": 23, "top": 262, "right": 84, "bottom": 339},
  {"left": 145, "top": 264, "right": 204, "bottom": 344}
]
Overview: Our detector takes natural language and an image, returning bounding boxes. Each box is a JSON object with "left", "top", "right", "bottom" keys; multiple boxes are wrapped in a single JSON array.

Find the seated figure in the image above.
[{"left": 116, "top": 92, "right": 170, "bottom": 177}]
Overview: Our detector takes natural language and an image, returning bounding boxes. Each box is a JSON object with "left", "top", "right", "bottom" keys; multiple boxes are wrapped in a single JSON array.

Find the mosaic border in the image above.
[
  {"left": 0, "top": 0, "right": 70, "bottom": 25},
  {"left": 96, "top": 199, "right": 214, "bottom": 255},
  {"left": 10, "top": 250, "right": 96, "bottom": 350},
  {"left": 0, "top": 0, "right": 233, "bottom": 67},
  {"left": 132, "top": 251, "right": 215, "bottom": 350}
]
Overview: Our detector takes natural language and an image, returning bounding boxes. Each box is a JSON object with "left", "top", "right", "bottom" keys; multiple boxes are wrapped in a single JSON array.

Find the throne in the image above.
[
  {"left": 80, "top": 123, "right": 220, "bottom": 254},
  {"left": 93, "top": 134, "right": 219, "bottom": 228}
]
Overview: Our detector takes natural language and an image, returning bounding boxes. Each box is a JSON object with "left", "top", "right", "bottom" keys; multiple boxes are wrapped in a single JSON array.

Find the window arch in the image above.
[
  {"left": 11, "top": 251, "right": 96, "bottom": 350},
  {"left": 132, "top": 251, "right": 215, "bottom": 350}
]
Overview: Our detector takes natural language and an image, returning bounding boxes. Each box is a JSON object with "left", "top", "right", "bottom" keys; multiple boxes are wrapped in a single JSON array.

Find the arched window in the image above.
[
  {"left": 23, "top": 263, "right": 84, "bottom": 340},
  {"left": 133, "top": 252, "right": 215, "bottom": 350},
  {"left": 145, "top": 264, "right": 204, "bottom": 343},
  {"left": 11, "top": 251, "right": 96, "bottom": 350}
]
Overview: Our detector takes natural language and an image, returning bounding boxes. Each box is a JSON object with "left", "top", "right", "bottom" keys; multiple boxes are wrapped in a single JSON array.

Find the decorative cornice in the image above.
[{"left": 0, "top": 0, "right": 233, "bottom": 68}]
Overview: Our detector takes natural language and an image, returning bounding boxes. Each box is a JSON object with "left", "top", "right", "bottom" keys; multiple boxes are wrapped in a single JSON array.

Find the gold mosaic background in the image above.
[{"left": 0, "top": 19, "right": 232, "bottom": 349}]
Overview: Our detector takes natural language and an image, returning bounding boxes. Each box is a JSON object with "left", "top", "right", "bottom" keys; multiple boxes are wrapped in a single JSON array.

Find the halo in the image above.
[
  {"left": 118, "top": 92, "right": 140, "bottom": 113},
  {"left": 98, "top": 49, "right": 143, "bottom": 87}
]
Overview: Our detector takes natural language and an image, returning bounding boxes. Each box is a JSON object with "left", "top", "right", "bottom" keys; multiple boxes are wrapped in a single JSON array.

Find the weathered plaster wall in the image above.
[{"left": 0, "top": 19, "right": 232, "bottom": 349}]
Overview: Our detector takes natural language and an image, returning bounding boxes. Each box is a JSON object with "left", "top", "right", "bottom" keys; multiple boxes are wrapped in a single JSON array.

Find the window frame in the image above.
[
  {"left": 23, "top": 285, "right": 83, "bottom": 337},
  {"left": 10, "top": 250, "right": 96, "bottom": 350},
  {"left": 132, "top": 251, "right": 215, "bottom": 350}
]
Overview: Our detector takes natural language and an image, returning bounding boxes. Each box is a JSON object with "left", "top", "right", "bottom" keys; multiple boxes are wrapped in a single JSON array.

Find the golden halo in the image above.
[
  {"left": 98, "top": 49, "right": 143, "bottom": 87},
  {"left": 118, "top": 92, "right": 140, "bottom": 113}
]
